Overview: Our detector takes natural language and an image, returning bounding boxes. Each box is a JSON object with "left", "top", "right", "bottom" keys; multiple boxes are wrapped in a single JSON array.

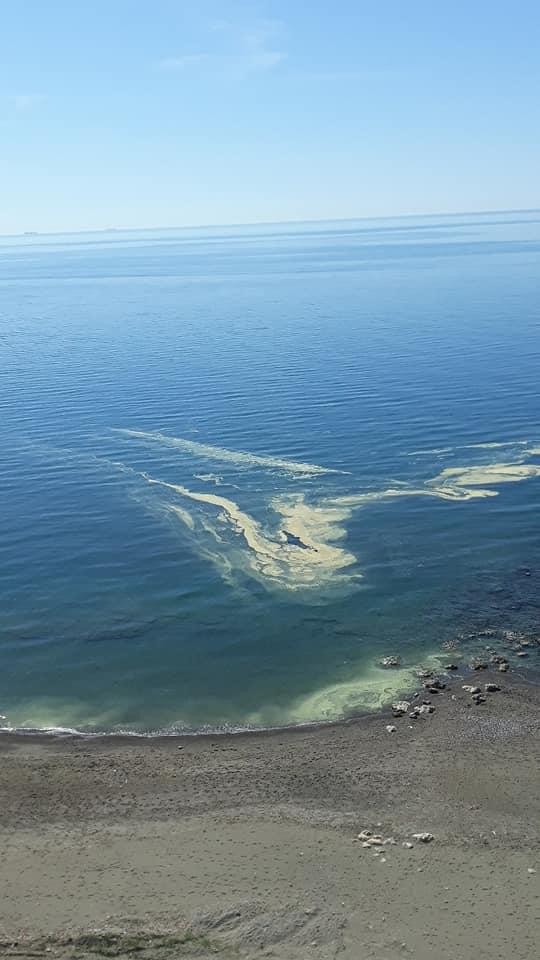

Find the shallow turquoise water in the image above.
[{"left": 1, "top": 212, "right": 540, "bottom": 732}]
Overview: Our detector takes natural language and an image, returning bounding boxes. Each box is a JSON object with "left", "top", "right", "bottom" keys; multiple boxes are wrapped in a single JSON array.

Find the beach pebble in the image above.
[
  {"left": 499, "top": 663, "right": 509, "bottom": 672},
  {"left": 418, "top": 704, "right": 435, "bottom": 715},
  {"left": 381, "top": 656, "right": 401, "bottom": 668},
  {"left": 462, "top": 685, "right": 481, "bottom": 694},
  {"left": 472, "top": 694, "right": 486, "bottom": 704},
  {"left": 412, "top": 832, "right": 434, "bottom": 843},
  {"left": 391, "top": 701, "right": 410, "bottom": 716},
  {"left": 386, "top": 725, "right": 397, "bottom": 734},
  {"left": 424, "top": 681, "right": 445, "bottom": 694},
  {"left": 358, "top": 830, "right": 372, "bottom": 840},
  {"left": 516, "top": 651, "right": 528, "bottom": 658},
  {"left": 365, "top": 836, "right": 384, "bottom": 846},
  {"left": 471, "top": 659, "right": 488, "bottom": 670},
  {"left": 402, "top": 841, "right": 414, "bottom": 849},
  {"left": 528, "top": 868, "right": 536, "bottom": 874},
  {"left": 484, "top": 683, "right": 501, "bottom": 692}
]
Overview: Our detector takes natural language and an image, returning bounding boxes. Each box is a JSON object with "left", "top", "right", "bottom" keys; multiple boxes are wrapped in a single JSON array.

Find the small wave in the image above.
[
  {"left": 194, "top": 472, "right": 224, "bottom": 485},
  {"left": 405, "top": 439, "right": 532, "bottom": 457},
  {"left": 404, "top": 446, "right": 454, "bottom": 456},
  {"left": 0, "top": 724, "right": 89, "bottom": 737}
]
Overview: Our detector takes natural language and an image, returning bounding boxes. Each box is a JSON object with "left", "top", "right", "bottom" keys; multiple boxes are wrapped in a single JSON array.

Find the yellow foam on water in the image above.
[
  {"left": 0, "top": 657, "right": 436, "bottom": 733},
  {"left": 334, "top": 459, "right": 540, "bottom": 509},
  {"left": 244, "top": 663, "right": 418, "bottom": 727},
  {"left": 167, "top": 504, "right": 195, "bottom": 530},
  {"left": 144, "top": 477, "right": 359, "bottom": 592},
  {"left": 428, "top": 462, "right": 540, "bottom": 498},
  {"left": 132, "top": 441, "right": 540, "bottom": 595},
  {"left": 435, "top": 462, "right": 540, "bottom": 484}
]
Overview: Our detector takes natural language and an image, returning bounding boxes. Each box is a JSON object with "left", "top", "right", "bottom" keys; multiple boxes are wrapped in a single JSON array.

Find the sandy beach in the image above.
[{"left": 1, "top": 669, "right": 539, "bottom": 959}]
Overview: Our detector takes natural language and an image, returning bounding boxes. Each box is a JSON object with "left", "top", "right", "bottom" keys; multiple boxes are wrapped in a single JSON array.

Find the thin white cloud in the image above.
[
  {"left": 248, "top": 50, "right": 286, "bottom": 70},
  {"left": 156, "top": 54, "right": 209, "bottom": 72},
  {"left": 9, "top": 94, "right": 45, "bottom": 111},
  {"left": 156, "top": 17, "right": 286, "bottom": 76},
  {"left": 241, "top": 19, "right": 283, "bottom": 50},
  {"left": 219, "top": 16, "right": 286, "bottom": 70}
]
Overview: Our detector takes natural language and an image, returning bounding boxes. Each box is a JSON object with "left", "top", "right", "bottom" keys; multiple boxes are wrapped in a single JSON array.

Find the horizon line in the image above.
[{"left": 1, "top": 205, "right": 539, "bottom": 241}]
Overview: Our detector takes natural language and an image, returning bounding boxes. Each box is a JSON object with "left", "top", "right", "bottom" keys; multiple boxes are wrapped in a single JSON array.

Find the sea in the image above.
[{"left": 1, "top": 210, "right": 539, "bottom": 734}]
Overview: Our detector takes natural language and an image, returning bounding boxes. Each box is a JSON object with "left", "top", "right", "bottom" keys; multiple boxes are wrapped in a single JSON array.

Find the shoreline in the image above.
[
  {"left": 1, "top": 634, "right": 537, "bottom": 743},
  {"left": 0, "top": 699, "right": 391, "bottom": 743},
  {"left": 1, "top": 667, "right": 538, "bottom": 958}
]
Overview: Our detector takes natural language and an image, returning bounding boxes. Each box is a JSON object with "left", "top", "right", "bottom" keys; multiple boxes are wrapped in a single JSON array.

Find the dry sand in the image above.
[{"left": 0, "top": 672, "right": 539, "bottom": 959}]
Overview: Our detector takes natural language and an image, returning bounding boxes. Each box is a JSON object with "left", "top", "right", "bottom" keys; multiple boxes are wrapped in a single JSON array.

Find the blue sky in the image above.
[{"left": 2, "top": 0, "right": 539, "bottom": 232}]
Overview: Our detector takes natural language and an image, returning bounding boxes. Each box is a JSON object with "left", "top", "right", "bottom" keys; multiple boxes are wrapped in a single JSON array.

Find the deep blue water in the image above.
[{"left": 1, "top": 211, "right": 540, "bottom": 733}]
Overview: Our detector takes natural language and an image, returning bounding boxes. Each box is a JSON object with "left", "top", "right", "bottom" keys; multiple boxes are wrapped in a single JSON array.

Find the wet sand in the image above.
[{"left": 0, "top": 671, "right": 539, "bottom": 959}]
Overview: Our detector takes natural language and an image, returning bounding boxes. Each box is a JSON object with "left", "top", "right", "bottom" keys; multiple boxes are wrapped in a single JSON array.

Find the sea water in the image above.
[{"left": 1, "top": 211, "right": 539, "bottom": 732}]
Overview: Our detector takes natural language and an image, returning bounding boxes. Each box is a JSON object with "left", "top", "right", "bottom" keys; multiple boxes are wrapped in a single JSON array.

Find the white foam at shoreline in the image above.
[
  {"left": 116, "top": 428, "right": 343, "bottom": 476},
  {"left": 0, "top": 652, "right": 447, "bottom": 735}
]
